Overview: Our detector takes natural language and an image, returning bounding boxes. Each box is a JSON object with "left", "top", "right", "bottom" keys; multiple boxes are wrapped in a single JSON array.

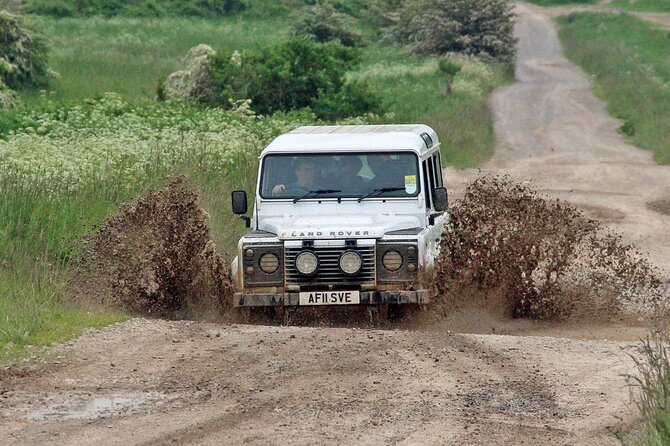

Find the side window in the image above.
[
  {"left": 427, "top": 156, "right": 436, "bottom": 205},
  {"left": 422, "top": 160, "right": 431, "bottom": 209},
  {"left": 432, "top": 153, "right": 443, "bottom": 187}
]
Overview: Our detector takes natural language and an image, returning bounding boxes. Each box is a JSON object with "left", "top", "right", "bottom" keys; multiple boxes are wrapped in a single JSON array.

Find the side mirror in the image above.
[
  {"left": 433, "top": 187, "right": 448, "bottom": 212},
  {"left": 231, "top": 190, "right": 248, "bottom": 215}
]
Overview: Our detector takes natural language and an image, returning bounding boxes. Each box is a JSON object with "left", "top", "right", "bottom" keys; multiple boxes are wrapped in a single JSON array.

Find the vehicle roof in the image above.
[{"left": 261, "top": 125, "right": 440, "bottom": 156}]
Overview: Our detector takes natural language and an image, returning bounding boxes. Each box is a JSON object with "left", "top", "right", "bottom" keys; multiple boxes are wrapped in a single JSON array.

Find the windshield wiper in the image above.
[
  {"left": 293, "top": 189, "right": 342, "bottom": 203},
  {"left": 357, "top": 187, "right": 405, "bottom": 203}
]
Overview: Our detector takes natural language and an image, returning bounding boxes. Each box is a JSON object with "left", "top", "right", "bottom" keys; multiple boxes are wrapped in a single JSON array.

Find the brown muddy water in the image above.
[{"left": 70, "top": 175, "right": 666, "bottom": 326}]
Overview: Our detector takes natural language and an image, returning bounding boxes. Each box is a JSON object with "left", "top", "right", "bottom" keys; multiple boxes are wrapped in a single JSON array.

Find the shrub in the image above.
[
  {"left": 384, "top": 0, "right": 517, "bottom": 63},
  {"left": 0, "top": 10, "right": 50, "bottom": 89},
  {"left": 205, "top": 37, "right": 383, "bottom": 119},
  {"left": 292, "top": 4, "right": 364, "bottom": 47},
  {"left": 26, "top": 0, "right": 246, "bottom": 17},
  {"left": 163, "top": 44, "right": 216, "bottom": 101},
  {"left": 438, "top": 57, "right": 462, "bottom": 78}
]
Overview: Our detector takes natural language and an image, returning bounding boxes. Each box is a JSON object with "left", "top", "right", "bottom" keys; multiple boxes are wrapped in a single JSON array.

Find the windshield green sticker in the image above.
[{"left": 405, "top": 175, "right": 417, "bottom": 194}]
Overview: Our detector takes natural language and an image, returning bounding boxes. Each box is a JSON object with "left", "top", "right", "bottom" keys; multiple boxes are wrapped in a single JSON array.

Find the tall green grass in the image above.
[
  {"left": 610, "top": 0, "right": 670, "bottom": 12},
  {"left": 558, "top": 13, "right": 670, "bottom": 163},
  {"left": 629, "top": 330, "right": 670, "bottom": 445},
  {"left": 0, "top": 258, "right": 126, "bottom": 362},
  {"left": 24, "top": 16, "right": 291, "bottom": 102},
  {"left": 353, "top": 51, "right": 513, "bottom": 167}
]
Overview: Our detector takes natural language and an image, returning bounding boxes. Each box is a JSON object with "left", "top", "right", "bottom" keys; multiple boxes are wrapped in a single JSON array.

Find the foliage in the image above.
[
  {"left": 23, "top": 15, "right": 291, "bottom": 103},
  {"left": 25, "top": 0, "right": 246, "bottom": 17},
  {"left": 523, "top": 0, "right": 595, "bottom": 5},
  {"left": 610, "top": 0, "right": 670, "bottom": 12},
  {"left": 0, "top": 10, "right": 50, "bottom": 89},
  {"left": 206, "top": 37, "right": 383, "bottom": 119},
  {"left": 292, "top": 3, "right": 364, "bottom": 47},
  {"left": 163, "top": 44, "right": 216, "bottom": 101},
  {"left": 350, "top": 54, "right": 513, "bottom": 167},
  {"left": 438, "top": 57, "right": 462, "bottom": 78},
  {"left": 383, "top": 0, "right": 517, "bottom": 63},
  {"left": 558, "top": 13, "right": 670, "bottom": 163}
]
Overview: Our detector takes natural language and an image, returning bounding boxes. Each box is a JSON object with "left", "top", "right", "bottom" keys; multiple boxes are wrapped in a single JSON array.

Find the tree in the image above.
[
  {"left": 384, "top": 0, "right": 517, "bottom": 63},
  {"left": 292, "top": 4, "right": 364, "bottom": 48},
  {"left": 0, "top": 10, "right": 50, "bottom": 89}
]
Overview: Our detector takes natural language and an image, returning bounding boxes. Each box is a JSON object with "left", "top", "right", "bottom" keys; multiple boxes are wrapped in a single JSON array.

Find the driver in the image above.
[{"left": 272, "top": 158, "right": 318, "bottom": 196}]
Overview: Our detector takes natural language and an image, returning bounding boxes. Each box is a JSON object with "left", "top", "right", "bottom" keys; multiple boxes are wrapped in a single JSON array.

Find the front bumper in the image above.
[{"left": 234, "top": 290, "right": 431, "bottom": 307}]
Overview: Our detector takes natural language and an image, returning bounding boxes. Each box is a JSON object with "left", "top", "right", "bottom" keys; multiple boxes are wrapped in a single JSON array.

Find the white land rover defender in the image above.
[{"left": 230, "top": 124, "right": 448, "bottom": 310}]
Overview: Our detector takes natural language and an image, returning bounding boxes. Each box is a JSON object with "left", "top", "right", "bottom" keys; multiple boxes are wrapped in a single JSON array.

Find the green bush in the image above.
[
  {"left": 438, "top": 57, "right": 462, "bottom": 77},
  {"left": 26, "top": 0, "right": 246, "bottom": 17},
  {"left": 384, "top": 0, "right": 517, "bottom": 63},
  {"left": 0, "top": 10, "right": 50, "bottom": 89},
  {"left": 206, "top": 37, "right": 383, "bottom": 119},
  {"left": 292, "top": 4, "right": 364, "bottom": 47}
]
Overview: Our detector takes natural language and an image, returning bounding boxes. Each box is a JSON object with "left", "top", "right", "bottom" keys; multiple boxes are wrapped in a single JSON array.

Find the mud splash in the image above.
[
  {"left": 71, "top": 177, "right": 234, "bottom": 318},
  {"left": 434, "top": 175, "right": 665, "bottom": 322}
]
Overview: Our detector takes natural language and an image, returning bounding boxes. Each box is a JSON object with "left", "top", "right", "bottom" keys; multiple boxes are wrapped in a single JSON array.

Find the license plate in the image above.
[{"left": 299, "top": 291, "right": 361, "bottom": 306}]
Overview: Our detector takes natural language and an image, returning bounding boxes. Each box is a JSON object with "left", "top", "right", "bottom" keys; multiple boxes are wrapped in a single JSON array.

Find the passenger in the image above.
[
  {"left": 272, "top": 158, "right": 319, "bottom": 196},
  {"left": 369, "top": 155, "right": 405, "bottom": 189},
  {"left": 335, "top": 156, "right": 367, "bottom": 194}
]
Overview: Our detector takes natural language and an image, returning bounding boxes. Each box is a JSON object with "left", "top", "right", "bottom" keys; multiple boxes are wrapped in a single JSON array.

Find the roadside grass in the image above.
[
  {"left": 629, "top": 330, "right": 670, "bottom": 445},
  {"left": 353, "top": 49, "right": 514, "bottom": 167},
  {"left": 557, "top": 12, "right": 670, "bottom": 163},
  {"left": 610, "top": 0, "right": 670, "bottom": 12},
  {"left": 0, "top": 261, "right": 127, "bottom": 362}
]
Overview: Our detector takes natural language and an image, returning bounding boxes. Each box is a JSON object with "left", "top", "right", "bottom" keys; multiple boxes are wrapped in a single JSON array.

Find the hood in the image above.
[{"left": 260, "top": 214, "right": 422, "bottom": 240}]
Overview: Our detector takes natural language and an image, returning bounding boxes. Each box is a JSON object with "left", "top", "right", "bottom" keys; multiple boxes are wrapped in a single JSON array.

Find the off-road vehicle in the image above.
[{"left": 231, "top": 125, "right": 448, "bottom": 312}]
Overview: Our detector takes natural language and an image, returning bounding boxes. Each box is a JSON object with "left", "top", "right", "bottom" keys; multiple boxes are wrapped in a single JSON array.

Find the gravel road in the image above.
[{"left": 1, "top": 3, "right": 669, "bottom": 445}]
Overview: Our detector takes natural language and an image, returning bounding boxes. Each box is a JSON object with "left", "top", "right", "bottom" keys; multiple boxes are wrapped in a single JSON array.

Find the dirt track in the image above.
[{"left": 2, "top": 3, "right": 669, "bottom": 445}]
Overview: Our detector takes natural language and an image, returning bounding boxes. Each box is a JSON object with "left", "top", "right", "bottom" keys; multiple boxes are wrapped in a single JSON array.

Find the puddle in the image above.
[
  {"left": 28, "top": 393, "right": 153, "bottom": 420},
  {"left": 647, "top": 198, "right": 670, "bottom": 216}
]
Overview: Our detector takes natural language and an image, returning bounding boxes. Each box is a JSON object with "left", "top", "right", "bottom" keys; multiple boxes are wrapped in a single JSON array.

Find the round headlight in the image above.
[
  {"left": 339, "top": 251, "right": 362, "bottom": 275},
  {"left": 259, "top": 252, "right": 279, "bottom": 274},
  {"left": 382, "top": 250, "right": 403, "bottom": 272},
  {"left": 295, "top": 251, "right": 318, "bottom": 275}
]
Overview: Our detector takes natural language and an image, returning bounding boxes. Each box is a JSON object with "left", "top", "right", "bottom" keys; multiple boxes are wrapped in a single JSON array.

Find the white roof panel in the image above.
[{"left": 261, "top": 125, "right": 439, "bottom": 156}]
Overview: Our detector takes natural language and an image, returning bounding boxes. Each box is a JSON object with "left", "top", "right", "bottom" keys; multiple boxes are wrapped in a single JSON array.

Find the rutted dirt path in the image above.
[
  {"left": 447, "top": 2, "right": 670, "bottom": 271},
  {"left": 0, "top": 320, "right": 639, "bottom": 445},
  {"left": 1, "top": 3, "right": 668, "bottom": 445}
]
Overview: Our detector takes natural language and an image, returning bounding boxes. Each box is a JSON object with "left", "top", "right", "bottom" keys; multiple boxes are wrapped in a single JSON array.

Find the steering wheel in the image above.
[{"left": 283, "top": 183, "right": 310, "bottom": 195}]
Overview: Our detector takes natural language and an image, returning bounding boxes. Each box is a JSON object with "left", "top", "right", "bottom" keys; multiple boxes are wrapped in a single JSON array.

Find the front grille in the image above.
[{"left": 285, "top": 242, "right": 375, "bottom": 286}]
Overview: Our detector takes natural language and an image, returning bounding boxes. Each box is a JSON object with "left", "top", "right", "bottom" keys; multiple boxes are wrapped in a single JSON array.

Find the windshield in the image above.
[{"left": 259, "top": 152, "right": 420, "bottom": 200}]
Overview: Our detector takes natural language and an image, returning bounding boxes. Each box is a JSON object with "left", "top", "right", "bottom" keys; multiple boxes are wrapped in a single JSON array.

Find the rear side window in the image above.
[
  {"left": 422, "top": 160, "right": 431, "bottom": 209},
  {"left": 432, "top": 153, "right": 443, "bottom": 187}
]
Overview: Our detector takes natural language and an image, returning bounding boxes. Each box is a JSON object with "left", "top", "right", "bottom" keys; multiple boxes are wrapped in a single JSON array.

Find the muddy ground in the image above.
[{"left": 1, "top": 2, "right": 669, "bottom": 445}]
